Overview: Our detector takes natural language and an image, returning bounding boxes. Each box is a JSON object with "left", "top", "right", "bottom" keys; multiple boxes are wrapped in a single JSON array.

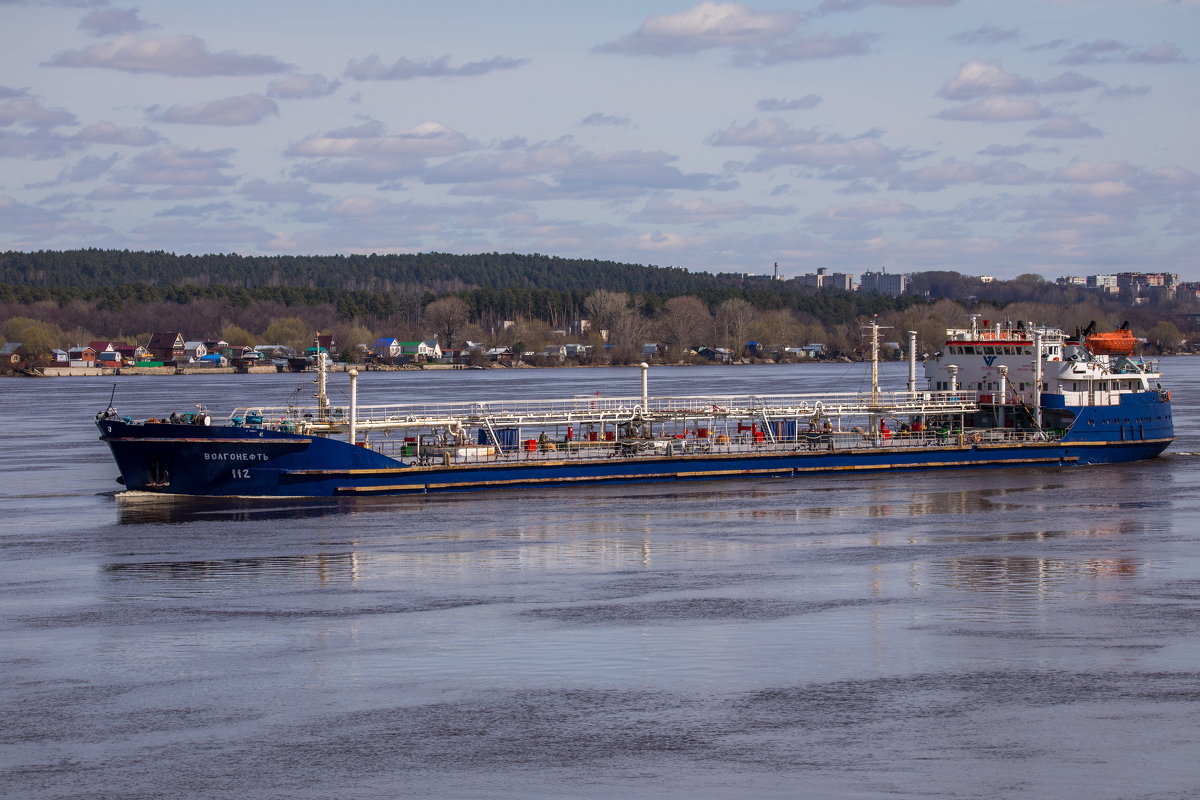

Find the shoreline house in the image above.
[
  {"left": 400, "top": 340, "right": 442, "bottom": 362},
  {"left": 374, "top": 337, "right": 402, "bottom": 361},
  {"left": 147, "top": 332, "right": 186, "bottom": 364},
  {"left": 68, "top": 345, "right": 98, "bottom": 367},
  {"left": 183, "top": 341, "right": 209, "bottom": 362}
]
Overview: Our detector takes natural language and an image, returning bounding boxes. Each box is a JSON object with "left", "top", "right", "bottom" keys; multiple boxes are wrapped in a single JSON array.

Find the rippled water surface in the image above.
[{"left": 3, "top": 362, "right": 1200, "bottom": 799}]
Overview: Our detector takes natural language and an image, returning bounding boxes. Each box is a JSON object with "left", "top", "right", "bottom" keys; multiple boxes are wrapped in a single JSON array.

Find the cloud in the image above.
[
  {"left": 0, "top": 97, "right": 78, "bottom": 128},
  {"left": 153, "top": 201, "right": 236, "bottom": 218},
  {"left": 1037, "top": 71, "right": 1102, "bottom": 93},
  {"left": 290, "top": 158, "right": 424, "bottom": 184},
  {"left": 1129, "top": 42, "right": 1187, "bottom": 64},
  {"left": 127, "top": 219, "right": 277, "bottom": 250},
  {"left": 78, "top": 7, "right": 154, "bottom": 37},
  {"left": 114, "top": 146, "right": 238, "bottom": 186},
  {"left": 579, "top": 112, "right": 629, "bottom": 127},
  {"left": 0, "top": 86, "right": 29, "bottom": 99},
  {"left": 238, "top": 178, "right": 326, "bottom": 205},
  {"left": 266, "top": 73, "right": 341, "bottom": 99},
  {"left": 816, "top": 0, "right": 958, "bottom": 13},
  {"left": 72, "top": 121, "right": 162, "bottom": 146},
  {"left": 756, "top": 95, "right": 821, "bottom": 111},
  {"left": 44, "top": 34, "right": 292, "bottom": 76},
  {"left": 736, "top": 32, "right": 877, "bottom": 65},
  {"left": 85, "top": 184, "right": 143, "bottom": 201},
  {"left": 344, "top": 54, "right": 527, "bottom": 80},
  {"left": 1027, "top": 116, "right": 1102, "bottom": 138},
  {"left": 426, "top": 138, "right": 736, "bottom": 199},
  {"left": 0, "top": 194, "right": 111, "bottom": 240},
  {"left": 1101, "top": 85, "right": 1151, "bottom": 100},
  {"left": 1051, "top": 161, "right": 1134, "bottom": 183},
  {"left": 889, "top": 159, "right": 1042, "bottom": 191},
  {"left": 977, "top": 142, "right": 1036, "bottom": 157},
  {"left": 286, "top": 120, "right": 472, "bottom": 158},
  {"left": 937, "top": 97, "right": 1050, "bottom": 122},
  {"left": 634, "top": 194, "right": 795, "bottom": 223},
  {"left": 0, "top": 130, "right": 73, "bottom": 159},
  {"left": 596, "top": 2, "right": 802, "bottom": 56},
  {"left": 150, "top": 94, "right": 279, "bottom": 125},
  {"left": 938, "top": 61, "right": 1033, "bottom": 99},
  {"left": 46, "top": 153, "right": 120, "bottom": 186},
  {"left": 706, "top": 118, "right": 822, "bottom": 148},
  {"left": 948, "top": 24, "right": 1020, "bottom": 45},
  {"left": 806, "top": 199, "right": 917, "bottom": 221}
]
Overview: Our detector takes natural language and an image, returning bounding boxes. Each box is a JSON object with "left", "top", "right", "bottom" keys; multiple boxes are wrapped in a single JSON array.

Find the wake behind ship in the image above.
[{"left": 97, "top": 319, "right": 1174, "bottom": 498}]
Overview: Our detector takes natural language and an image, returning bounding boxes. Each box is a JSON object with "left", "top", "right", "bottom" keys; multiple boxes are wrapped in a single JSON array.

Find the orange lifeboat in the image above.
[{"left": 1085, "top": 328, "right": 1136, "bottom": 356}]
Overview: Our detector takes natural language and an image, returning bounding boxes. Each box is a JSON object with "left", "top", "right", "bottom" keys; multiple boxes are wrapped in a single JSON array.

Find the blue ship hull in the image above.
[{"left": 97, "top": 395, "right": 1173, "bottom": 498}]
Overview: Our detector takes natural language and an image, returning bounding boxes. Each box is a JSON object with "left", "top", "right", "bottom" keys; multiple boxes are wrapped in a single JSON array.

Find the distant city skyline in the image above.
[{"left": 1, "top": 1, "right": 1196, "bottom": 280}]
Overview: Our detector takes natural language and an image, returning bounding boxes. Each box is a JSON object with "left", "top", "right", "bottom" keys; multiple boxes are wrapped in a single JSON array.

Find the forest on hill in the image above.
[{"left": 0, "top": 249, "right": 1192, "bottom": 364}]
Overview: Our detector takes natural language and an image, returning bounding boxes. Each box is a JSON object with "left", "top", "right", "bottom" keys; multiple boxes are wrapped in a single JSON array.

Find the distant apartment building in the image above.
[
  {"left": 1087, "top": 275, "right": 1119, "bottom": 292},
  {"left": 1056, "top": 276, "right": 1086, "bottom": 286},
  {"left": 798, "top": 267, "right": 854, "bottom": 291},
  {"left": 858, "top": 269, "right": 907, "bottom": 296}
]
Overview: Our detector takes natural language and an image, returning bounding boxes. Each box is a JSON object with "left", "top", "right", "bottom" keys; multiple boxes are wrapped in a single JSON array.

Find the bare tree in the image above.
[
  {"left": 584, "top": 289, "right": 629, "bottom": 340},
  {"left": 715, "top": 298, "right": 756, "bottom": 358},
  {"left": 656, "top": 296, "right": 711, "bottom": 360},
  {"left": 423, "top": 296, "right": 471, "bottom": 350}
]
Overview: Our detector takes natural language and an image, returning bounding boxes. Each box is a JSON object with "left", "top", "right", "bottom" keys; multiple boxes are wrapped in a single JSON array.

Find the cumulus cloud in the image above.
[
  {"left": 114, "top": 146, "right": 238, "bottom": 186},
  {"left": 55, "top": 154, "right": 120, "bottom": 184},
  {"left": 757, "top": 95, "right": 821, "bottom": 111},
  {"left": 286, "top": 120, "right": 472, "bottom": 158},
  {"left": 948, "top": 24, "right": 1020, "bottom": 45},
  {"left": 290, "top": 158, "right": 424, "bottom": 184},
  {"left": 1027, "top": 116, "right": 1102, "bottom": 138},
  {"left": 737, "top": 32, "right": 877, "bottom": 65},
  {"left": 938, "top": 61, "right": 1033, "bottom": 99},
  {"left": 0, "top": 97, "right": 78, "bottom": 128},
  {"left": 0, "top": 130, "right": 73, "bottom": 159},
  {"left": 1038, "top": 71, "right": 1102, "bottom": 93},
  {"left": 150, "top": 94, "right": 279, "bottom": 125},
  {"left": 44, "top": 35, "right": 291, "bottom": 76},
  {"left": 78, "top": 7, "right": 154, "bottom": 37},
  {"left": 889, "top": 159, "right": 1042, "bottom": 191},
  {"left": 579, "top": 112, "right": 629, "bottom": 127},
  {"left": 937, "top": 97, "right": 1050, "bottom": 122},
  {"left": 0, "top": 194, "right": 111, "bottom": 240},
  {"left": 422, "top": 136, "right": 737, "bottom": 199},
  {"left": 1055, "top": 39, "right": 1187, "bottom": 66},
  {"left": 1051, "top": 161, "right": 1134, "bottom": 183},
  {"left": 1129, "top": 42, "right": 1187, "bottom": 64},
  {"left": 266, "top": 73, "right": 341, "bottom": 99},
  {"left": 706, "top": 118, "right": 822, "bottom": 148},
  {"left": 344, "top": 54, "right": 527, "bottom": 80},
  {"left": 596, "top": 2, "right": 801, "bottom": 56},
  {"left": 72, "top": 121, "right": 162, "bottom": 146}
]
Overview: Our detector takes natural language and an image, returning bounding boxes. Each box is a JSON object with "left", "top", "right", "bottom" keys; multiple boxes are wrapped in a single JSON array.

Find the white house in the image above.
[{"left": 183, "top": 341, "right": 208, "bottom": 361}]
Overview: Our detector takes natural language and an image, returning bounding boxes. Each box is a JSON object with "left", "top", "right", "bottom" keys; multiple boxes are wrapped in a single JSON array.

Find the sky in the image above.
[{"left": 1, "top": 0, "right": 1197, "bottom": 281}]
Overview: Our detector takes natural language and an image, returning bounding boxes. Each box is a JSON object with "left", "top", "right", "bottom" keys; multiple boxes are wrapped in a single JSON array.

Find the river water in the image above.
[{"left": 3, "top": 361, "right": 1200, "bottom": 799}]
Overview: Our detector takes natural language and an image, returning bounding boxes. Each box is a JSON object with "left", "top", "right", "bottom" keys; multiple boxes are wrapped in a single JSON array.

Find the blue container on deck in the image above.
[
  {"left": 479, "top": 427, "right": 520, "bottom": 452},
  {"left": 772, "top": 420, "right": 797, "bottom": 441}
]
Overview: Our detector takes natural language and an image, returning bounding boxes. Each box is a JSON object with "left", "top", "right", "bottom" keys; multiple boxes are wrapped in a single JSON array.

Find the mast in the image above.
[
  {"left": 907, "top": 330, "right": 918, "bottom": 396},
  {"left": 314, "top": 333, "right": 329, "bottom": 421},
  {"left": 1032, "top": 329, "right": 1043, "bottom": 433},
  {"left": 870, "top": 318, "right": 880, "bottom": 406}
]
